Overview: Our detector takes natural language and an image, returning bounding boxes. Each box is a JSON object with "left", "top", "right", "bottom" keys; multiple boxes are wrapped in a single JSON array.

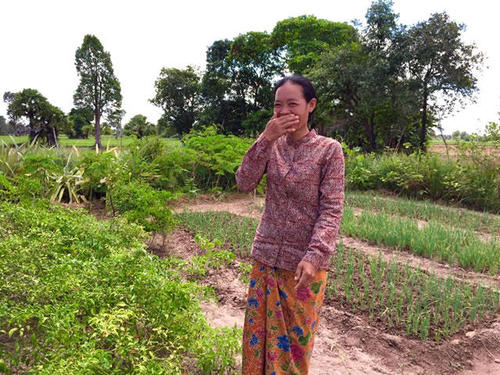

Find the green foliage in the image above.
[
  {"left": 0, "top": 200, "right": 240, "bottom": 373},
  {"left": 344, "top": 146, "right": 500, "bottom": 213},
  {"left": 151, "top": 66, "right": 201, "bottom": 135},
  {"left": 181, "top": 126, "right": 254, "bottom": 190},
  {"left": 124, "top": 114, "right": 156, "bottom": 138},
  {"left": 78, "top": 150, "right": 121, "bottom": 199},
  {"left": 67, "top": 107, "right": 94, "bottom": 139},
  {"left": 271, "top": 15, "right": 358, "bottom": 74},
  {"left": 484, "top": 121, "right": 500, "bottom": 143},
  {"left": 111, "top": 181, "right": 175, "bottom": 235}
]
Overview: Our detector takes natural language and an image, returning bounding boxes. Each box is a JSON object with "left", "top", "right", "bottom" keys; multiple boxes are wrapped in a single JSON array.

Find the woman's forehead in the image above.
[{"left": 275, "top": 82, "right": 304, "bottom": 101}]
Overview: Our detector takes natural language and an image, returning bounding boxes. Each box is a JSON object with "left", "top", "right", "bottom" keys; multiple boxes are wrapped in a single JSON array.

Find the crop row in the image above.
[
  {"left": 177, "top": 210, "right": 500, "bottom": 341},
  {"left": 345, "top": 190, "right": 500, "bottom": 235},
  {"left": 328, "top": 242, "right": 500, "bottom": 341},
  {"left": 341, "top": 207, "right": 500, "bottom": 274},
  {"left": 177, "top": 208, "right": 500, "bottom": 274}
]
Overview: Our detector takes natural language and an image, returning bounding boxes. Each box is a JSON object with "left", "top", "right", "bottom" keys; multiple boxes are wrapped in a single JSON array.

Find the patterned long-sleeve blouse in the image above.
[{"left": 235, "top": 129, "right": 345, "bottom": 271}]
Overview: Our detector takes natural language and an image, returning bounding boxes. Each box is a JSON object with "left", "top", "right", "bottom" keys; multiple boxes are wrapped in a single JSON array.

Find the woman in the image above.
[{"left": 236, "top": 75, "right": 345, "bottom": 374}]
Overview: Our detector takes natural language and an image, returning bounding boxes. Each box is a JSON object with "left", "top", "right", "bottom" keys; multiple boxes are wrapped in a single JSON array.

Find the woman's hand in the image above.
[
  {"left": 261, "top": 114, "right": 299, "bottom": 142},
  {"left": 294, "top": 260, "right": 317, "bottom": 291}
]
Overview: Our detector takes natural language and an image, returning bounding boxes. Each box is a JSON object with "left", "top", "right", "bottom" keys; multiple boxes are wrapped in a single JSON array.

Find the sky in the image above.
[{"left": 1, "top": 0, "right": 499, "bottom": 135}]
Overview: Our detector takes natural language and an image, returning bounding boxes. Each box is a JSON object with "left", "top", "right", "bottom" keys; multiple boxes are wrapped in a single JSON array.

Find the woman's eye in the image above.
[{"left": 274, "top": 103, "right": 281, "bottom": 108}]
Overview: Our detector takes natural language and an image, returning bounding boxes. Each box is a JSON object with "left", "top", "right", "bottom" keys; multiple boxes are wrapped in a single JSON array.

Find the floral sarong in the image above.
[{"left": 242, "top": 261, "right": 327, "bottom": 375}]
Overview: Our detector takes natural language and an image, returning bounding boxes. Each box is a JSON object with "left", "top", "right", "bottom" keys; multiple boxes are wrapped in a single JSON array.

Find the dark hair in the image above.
[{"left": 274, "top": 75, "right": 317, "bottom": 126}]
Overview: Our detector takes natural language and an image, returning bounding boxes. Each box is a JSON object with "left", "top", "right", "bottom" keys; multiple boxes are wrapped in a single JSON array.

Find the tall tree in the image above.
[
  {"left": 404, "top": 13, "right": 483, "bottom": 150},
  {"left": 4, "top": 89, "right": 67, "bottom": 146},
  {"left": 199, "top": 39, "right": 234, "bottom": 128},
  {"left": 151, "top": 66, "right": 201, "bottom": 135},
  {"left": 74, "top": 34, "right": 122, "bottom": 149},
  {"left": 310, "top": 1, "right": 414, "bottom": 150},
  {"left": 229, "top": 31, "right": 284, "bottom": 109}
]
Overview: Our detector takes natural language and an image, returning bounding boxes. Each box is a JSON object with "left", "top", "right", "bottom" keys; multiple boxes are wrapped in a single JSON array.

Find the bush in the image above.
[
  {"left": 0, "top": 200, "right": 240, "bottom": 373},
  {"left": 344, "top": 145, "right": 500, "bottom": 213}
]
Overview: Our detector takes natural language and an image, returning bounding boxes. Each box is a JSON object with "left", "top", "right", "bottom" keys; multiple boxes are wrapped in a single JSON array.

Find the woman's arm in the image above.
[
  {"left": 235, "top": 135, "right": 274, "bottom": 193},
  {"left": 301, "top": 140, "right": 345, "bottom": 269},
  {"left": 236, "top": 114, "right": 299, "bottom": 192}
]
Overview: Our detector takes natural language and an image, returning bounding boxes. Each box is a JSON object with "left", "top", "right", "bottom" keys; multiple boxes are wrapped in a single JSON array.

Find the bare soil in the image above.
[
  {"left": 168, "top": 193, "right": 500, "bottom": 374},
  {"left": 428, "top": 144, "right": 500, "bottom": 164}
]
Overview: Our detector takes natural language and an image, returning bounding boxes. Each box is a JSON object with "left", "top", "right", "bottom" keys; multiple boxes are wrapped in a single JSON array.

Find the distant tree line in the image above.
[
  {"left": 150, "top": 0, "right": 484, "bottom": 151},
  {"left": 2, "top": 1, "right": 485, "bottom": 151}
]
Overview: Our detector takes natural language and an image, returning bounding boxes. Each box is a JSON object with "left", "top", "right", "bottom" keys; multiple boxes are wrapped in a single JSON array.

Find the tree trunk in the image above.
[
  {"left": 95, "top": 111, "right": 103, "bottom": 150},
  {"left": 50, "top": 126, "right": 59, "bottom": 147},
  {"left": 419, "top": 86, "right": 428, "bottom": 151},
  {"left": 364, "top": 115, "right": 376, "bottom": 152}
]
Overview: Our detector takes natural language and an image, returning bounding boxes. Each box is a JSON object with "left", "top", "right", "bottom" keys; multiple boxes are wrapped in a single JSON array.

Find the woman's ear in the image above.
[{"left": 308, "top": 98, "right": 317, "bottom": 113}]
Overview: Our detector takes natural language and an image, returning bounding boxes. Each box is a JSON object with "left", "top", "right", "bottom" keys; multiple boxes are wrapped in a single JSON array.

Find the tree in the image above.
[
  {"left": 0, "top": 116, "right": 13, "bottom": 135},
  {"left": 74, "top": 34, "right": 122, "bottom": 149},
  {"left": 199, "top": 39, "right": 250, "bottom": 135},
  {"left": 229, "top": 32, "right": 284, "bottom": 109},
  {"left": 108, "top": 109, "right": 126, "bottom": 138},
  {"left": 68, "top": 107, "right": 94, "bottom": 138},
  {"left": 309, "top": 1, "right": 419, "bottom": 151},
  {"left": 271, "top": 15, "right": 358, "bottom": 74},
  {"left": 4, "top": 89, "right": 68, "bottom": 146},
  {"left": 484, "top": 122, "right": 500, "bottom": 142},
  {"left": 150, "top": 66, "right": 200, "bottom": 135},
  {"left": 404, "top": 13, "right": 483, "bottom": 150},
  {"left": 124, "top": 114, "right": 156, "bottom": 138}
]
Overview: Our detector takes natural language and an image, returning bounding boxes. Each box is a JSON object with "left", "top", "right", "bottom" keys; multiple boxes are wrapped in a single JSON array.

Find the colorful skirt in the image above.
[{"left": 242, "top": 261, "right": 327, "bottom": 375}]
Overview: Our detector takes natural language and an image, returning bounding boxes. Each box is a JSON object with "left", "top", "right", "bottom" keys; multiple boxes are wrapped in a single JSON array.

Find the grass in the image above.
[
  {"left": 345, "top": 190, "right": 500, "bottom": 235},
  {"left": 0, "top": 135, "right": 182, "bottom": 149},
  {"left": 176, "top": 211, "right": 257, "bottom": 257},
  {"left": 341, "top": 207, "right": 500, "bottom": 275}
]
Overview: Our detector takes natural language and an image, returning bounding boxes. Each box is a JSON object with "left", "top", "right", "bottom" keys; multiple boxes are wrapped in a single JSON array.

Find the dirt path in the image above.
[{"left": 170, "top": 194, "right": 500, "bottom": 374}]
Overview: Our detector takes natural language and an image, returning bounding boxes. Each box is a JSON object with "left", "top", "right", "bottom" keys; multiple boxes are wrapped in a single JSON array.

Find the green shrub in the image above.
[
  {"left": 111, "top": 181, "right": 176, "bottom": 237},
  {"left": 344, "top": 146, "right": 500, "bottom": 213},
  {"left": 0, "top": 200, "right": 240, "bottom": 373},
  {"left": 181, "top": 126, "right": 254, "bottom": 190}
]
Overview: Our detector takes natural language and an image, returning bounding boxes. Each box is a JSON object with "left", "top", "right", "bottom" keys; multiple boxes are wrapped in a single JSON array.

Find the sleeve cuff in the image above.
[{"left": 301, "top": 251, "right": 327, "bottom": 270}]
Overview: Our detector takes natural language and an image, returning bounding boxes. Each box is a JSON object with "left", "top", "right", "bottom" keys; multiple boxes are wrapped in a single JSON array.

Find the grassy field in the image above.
[{"left": 0, "top": 135, "right": 182, "bottom": 149}]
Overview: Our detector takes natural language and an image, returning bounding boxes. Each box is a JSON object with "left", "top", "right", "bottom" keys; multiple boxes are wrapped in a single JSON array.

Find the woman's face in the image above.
[{"left": 273, "top": 81, "right": 316, "bottom": 132}]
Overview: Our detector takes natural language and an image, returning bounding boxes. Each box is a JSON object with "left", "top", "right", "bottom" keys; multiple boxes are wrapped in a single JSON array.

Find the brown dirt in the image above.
[
  {"left": 429, "top": 144, "right": 500, "bottom": 164},
  {"left": 171, "top": 193, "right": 500, "bottom": 374}
]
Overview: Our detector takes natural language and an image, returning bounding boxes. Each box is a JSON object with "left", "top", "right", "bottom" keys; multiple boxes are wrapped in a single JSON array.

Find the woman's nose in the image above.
[{"left": 277, "top": 106, "right": 291, "bottom": 116}]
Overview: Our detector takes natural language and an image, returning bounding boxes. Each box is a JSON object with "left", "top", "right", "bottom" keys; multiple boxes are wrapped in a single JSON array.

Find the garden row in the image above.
[
  {"left": 176, "top": 210, "right": 500, "bottom": 342},
  {"left": 177, "top": 206, "right": 500, "bottom": 275}
]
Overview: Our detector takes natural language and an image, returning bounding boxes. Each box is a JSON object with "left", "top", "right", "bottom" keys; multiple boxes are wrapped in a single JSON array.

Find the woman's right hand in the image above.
[{"left": 261, "top": 114, "right": 299, "bottom": 142}]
